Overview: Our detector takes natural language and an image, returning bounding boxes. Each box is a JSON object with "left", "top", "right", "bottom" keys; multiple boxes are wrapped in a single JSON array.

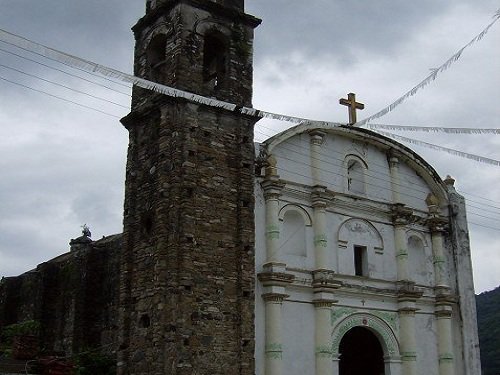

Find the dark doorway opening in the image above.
[{"left": 339, "top": 326, "right": 385, "bottom": 375}]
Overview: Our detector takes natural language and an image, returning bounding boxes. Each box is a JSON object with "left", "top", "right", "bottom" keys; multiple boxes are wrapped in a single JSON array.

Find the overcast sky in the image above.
[{"left": 0, "top": 1, "right": 498, "bottom": 293}]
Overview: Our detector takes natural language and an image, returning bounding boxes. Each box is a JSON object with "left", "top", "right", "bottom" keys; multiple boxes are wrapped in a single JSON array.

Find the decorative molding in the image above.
[
  {"left": 258, "top": 272, "right": 294, "bottom": 287},
  {"left": 438, "top": 353, "right": 454, "bottom": 363},
  {"left": 313, "top": 234, "right": 328, "bottom": 247},
  {"left": 265, "top": 343, "right": 283, "bottom": 360},
  {"left": 315, "top": 345, "right": 333, "bottom": 358},
  {"left": 278, "top": 204, "right": 312, "bottom": 226},
  {"left": 391, "top": 203, "right": 415, "bottom": 225},
  {"left": 331, "top": 313, "right": 400, "bottom": 356},
  {"left": 312, "top": 269, "right": 342, "bottom": 290},
  {"left": 266, "top": 224, "right": 280, "bottom": 240},
  {"left": 401, "top": 351, "right": 417, "bottom": 361},
  {"left": 261, "top": 293, "right": 289, "bottom": 303}
]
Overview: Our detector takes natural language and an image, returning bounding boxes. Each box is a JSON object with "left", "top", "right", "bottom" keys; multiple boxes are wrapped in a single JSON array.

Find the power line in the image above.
[
  {"left": 0, "top": 62, "right": 130, "bottom": 109},
  {"left": 0, "top": 39, "right": 132, "bottom": 89},
  {"left": 255, "top": 127, "right": 500, "bottom": 223},
  {"left": 0, "top": 46, "right": 132, "bottom": 96},
  {"left": 0, "top": 75, "right": 121, "bottom": 118},
  {"left": 256, "top": 123, "right": 500, "bottom": 212}
]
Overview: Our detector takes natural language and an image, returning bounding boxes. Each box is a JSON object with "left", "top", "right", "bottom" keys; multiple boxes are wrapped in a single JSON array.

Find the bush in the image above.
[{"left": 74, "top": 350, "right": 116, "bottom": 375}]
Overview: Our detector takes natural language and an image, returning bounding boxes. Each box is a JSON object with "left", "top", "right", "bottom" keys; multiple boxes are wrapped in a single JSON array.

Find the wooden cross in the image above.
[{"left": 339, "top": 92, "right": 364, "bottom": 125}]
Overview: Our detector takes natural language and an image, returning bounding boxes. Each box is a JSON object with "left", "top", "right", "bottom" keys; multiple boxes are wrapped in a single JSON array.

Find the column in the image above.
[
  {"left": 312, "top": 272, "right": 341, "bottom": 375},
  {"left": 314, "top": 299, "right": 334, "bottom": 375},
  {"left": 398, "top": 298, "right": 419, "bottom": 375},
  {"left": 435, "top": 301, "right": 455, "bottom": 375},
  {"left": 262, "top": 155, "right": 285, "bottom": 263},
  {"left": 426, "top": 194, "right": 450, "bottom": 289},
  {"left": 426, "top": 193, "right": 455, "bottom": 374},
  {"left": 309, "top": 130, "right": 326, "bottom": 186},
  {"left": 258, "top": 266, "right": 294, "bottom": 375},
  {"left": 392, "top": 204, "right": 413, "bottom": 281},
  {"left": 389, "top": 151, "right": 401, "bottom": 203},
  {"left": 312, "top": 188, "right": 330, "bottom": 270},
  {"left": 263, "top": 293, "right": 287, "bottom": 375},
  {"left": 431, "top": 229, "right": 448, "bottom": 288}
]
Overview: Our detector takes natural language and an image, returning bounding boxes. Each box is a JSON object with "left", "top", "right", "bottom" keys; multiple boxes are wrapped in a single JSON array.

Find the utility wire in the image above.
[
  {"left": 0, "top": 39, "right": 132, "bottom": 89},
  {"left": 0, "top": 46, "right": 132, "bottom": 96},
  {"left": 0, "top": 75, "right": 121, "bottom": 118},
  {"left": 256, "top": 123, "right": 500, "bottom": 212},
  {"left": 0, "top": 62, "right": 130, "bottom": 109}
]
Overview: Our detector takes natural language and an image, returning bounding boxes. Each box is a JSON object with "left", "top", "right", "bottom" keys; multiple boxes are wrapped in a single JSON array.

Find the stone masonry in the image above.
[{"left": 117, "top": 1, "right": 261, "bottom": 374}]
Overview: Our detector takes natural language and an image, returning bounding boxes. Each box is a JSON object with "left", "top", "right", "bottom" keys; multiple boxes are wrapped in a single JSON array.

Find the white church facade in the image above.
[{"left": 254, "top": 123, "right": 481, "bottom": 375}]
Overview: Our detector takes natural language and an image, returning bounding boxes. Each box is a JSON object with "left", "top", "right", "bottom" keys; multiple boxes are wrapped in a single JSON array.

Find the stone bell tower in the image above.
[{"left": 118, "top": 1, "right": 261, "bottom": 374}]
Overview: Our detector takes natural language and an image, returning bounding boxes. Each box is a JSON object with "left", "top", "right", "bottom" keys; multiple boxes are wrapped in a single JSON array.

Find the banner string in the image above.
[
  {"left": 365, "top": 124, "right": 500, "bottom": 134},
  {"left": 354, "top": 8, "right": 500, "bottom": 127},
  {"left": 377, "top": 130, "right": 500, "bottom": 166}
]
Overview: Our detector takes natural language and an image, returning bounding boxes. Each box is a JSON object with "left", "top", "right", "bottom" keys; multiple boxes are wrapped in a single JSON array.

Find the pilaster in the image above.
[
  {"left": 388, "top": 150, "right": 402, "bottom": 203},
  {"left": 397, "top": 283, "right": 423, "bottom": 375},
  {"left": 258, "top": 263, "right": 295, "bottom": 375},
  {"left": 262, "top": 159, "right": 285, "bottom": 263},
  {"left": 312, "top": 270, "right": 341, "bottom": 375},
  {"left": 309, "top": 130, "right": 326, "bottom": 186},
  {"left": 392, "top": 203, "right": 413, "bottom": 281},
  {"left": 435, "top": 293, "right": 456, "bottom": 375},
  {"left": 311, "top": 186, "right": 330, "bottom": 270},
  {"left": 426, "top": 194, "right": 450, "bottom": 289}
]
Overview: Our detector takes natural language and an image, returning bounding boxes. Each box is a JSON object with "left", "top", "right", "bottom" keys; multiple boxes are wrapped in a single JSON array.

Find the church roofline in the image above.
[{"left": 259, "top": 121, "right": 449, "bottom": 202}]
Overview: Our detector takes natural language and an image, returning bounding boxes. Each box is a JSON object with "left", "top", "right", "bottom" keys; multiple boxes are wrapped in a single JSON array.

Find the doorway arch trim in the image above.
[{"left": 332, "top": 312, "right": 400, "bottom": 357}]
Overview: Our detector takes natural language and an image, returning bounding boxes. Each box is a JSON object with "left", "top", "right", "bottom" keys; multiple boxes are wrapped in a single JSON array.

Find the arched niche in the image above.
[
  {"left": 344, "top": 154, "right": 368, "bottom": 195},
  {"left": 406, "top": 231, "right": 433, "bottom": 286},
  {"left": 337, "top": 218, "right": 384, "bottom": 277},
  {"left": 279, "top": 204, "right": 312, "bottom": 257}
]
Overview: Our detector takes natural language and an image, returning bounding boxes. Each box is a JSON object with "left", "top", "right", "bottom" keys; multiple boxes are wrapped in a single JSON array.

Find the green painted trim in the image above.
[
  {"left": 401, "top": 351, "right": 417, "bottom": 361},
  {"left": 396, "top": 249, "right": 408, "bottom": 258},
  {"left": 266, "top": 225, "right": 280, "bottom": 240},
  {"left": 265, "top": 343, "right": 283, "bottom": 360},
  {"left": 314, "top": 234, "right": 328, "bottom": 247},
  {"left": 315, "top": 345, "right": 333, "bottom": 358},
  {"left": 439, "top": 353, "right": 454, "bottom": 363}
]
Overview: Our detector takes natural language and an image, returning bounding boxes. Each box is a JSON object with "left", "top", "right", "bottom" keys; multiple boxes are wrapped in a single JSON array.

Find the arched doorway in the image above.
[{"left": 339, "top": 326, "right": 385, "bottom": 375}]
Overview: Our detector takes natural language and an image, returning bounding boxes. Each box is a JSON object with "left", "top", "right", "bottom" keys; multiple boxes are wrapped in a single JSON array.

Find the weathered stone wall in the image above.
[
  {"left": 0, "top": 234, "right": 122, "bottom": 357},
  {"left": 117, "top": 1, "right": 260, "bottom": 374}
]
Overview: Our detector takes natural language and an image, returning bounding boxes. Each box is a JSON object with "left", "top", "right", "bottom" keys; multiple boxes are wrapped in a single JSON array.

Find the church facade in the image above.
[
  {"left": 254, "top": 124, "right": 481, "bottom": 375},
  {"left": 0, "top": 1, "right": 481, "bottom": 374}
]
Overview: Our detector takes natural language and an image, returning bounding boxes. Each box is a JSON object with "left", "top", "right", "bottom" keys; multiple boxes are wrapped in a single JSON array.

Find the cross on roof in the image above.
[{"left": 339, "top": 93, "right": 364, "bottom": 125}]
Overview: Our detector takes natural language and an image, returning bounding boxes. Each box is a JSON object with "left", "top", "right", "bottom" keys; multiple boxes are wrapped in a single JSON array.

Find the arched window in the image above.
[
  {"left": 203, "top": 31, "right": 228, "bottom": 91},
  {"left": 146, "top": 34, "right": 168, "bottom": 82},
  {"left": 347, "top": 158, "right": 365, "bottom": 194},
  {"left": 281, "top": 210, "right": 307, "bottom": 257}
]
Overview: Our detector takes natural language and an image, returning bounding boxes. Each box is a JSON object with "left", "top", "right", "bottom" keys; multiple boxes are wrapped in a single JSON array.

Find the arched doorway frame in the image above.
[{"left": 332, "top": 313, "right": 402, "bottom": 375}]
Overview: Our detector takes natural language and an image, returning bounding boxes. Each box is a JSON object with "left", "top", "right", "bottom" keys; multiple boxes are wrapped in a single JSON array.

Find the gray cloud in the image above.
[{"left": 0, "top": 1, "right": 499, "bottom": 292}]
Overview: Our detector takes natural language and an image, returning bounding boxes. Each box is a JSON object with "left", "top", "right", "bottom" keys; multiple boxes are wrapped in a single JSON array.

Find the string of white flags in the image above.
[
  {"left": 377, "top": 130, "right": 500, "bottom": 167},
  {"left": 354, "top": 8, "right": 500, "bottom": 127},
  {"left": 0, "top": 8, "right": 499, "bottom": 166},
  {"left": 1, "top": 8, "right": 498, "bottom": 129},
  {"left": 365, "top": 124, "right": 500, "bottom": 134},
  {"left": 0, "top": 28, "right": 343, "bottom": 128}
]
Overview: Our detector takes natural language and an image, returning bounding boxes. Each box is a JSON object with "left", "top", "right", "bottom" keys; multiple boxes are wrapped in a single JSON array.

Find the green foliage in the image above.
[
  {"left": 476, "top": 286, "right": 500, "bottom": 375},
  {"left": 2, "top": 320, "right": 40, "bottom": 339},
  {"left": 74, "top": 350, "right": 116, "bottom": 375}
]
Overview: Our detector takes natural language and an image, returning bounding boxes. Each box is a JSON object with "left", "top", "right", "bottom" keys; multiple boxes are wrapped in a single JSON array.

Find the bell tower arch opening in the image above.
[
  {"left": 203, "top": 30, "right": 228, "bottom": 92},
  {"left": 118, "top": 2, "right": 261, "bottom": 374},
  {"left": 339, "top": 326, "right": 385, "bottom": 375}
]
